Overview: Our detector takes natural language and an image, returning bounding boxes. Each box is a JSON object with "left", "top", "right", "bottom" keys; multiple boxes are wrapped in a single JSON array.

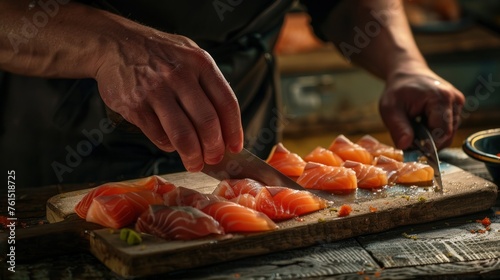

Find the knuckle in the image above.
[
  {"left": 169, "top": 128, "right": 195, "bottom": 146},
  {"left": 189, "top": 48, "right": 215, "bottom": 70},
  {"left": 219, "top": 97, "right": 241, "bottom": 121},
  {"left": 439, "top": 90, "right": 455, "bottom": 102},
  {"left": 197, "top": 117, "right": 224, "bottom": 149},
  {"left": 199, "top": 114, "right": 220, "bottom": 131},
  {"left": 157, "top": 136, "right": 171, "bottom": 146},
  {"left": 224, "top": 94, "right": 239, "bottom": 106},
  {"left": 191, "top": 47, "right": 211, "bottom": 61},
  {"left": 204, "top": 141, "right": 224, "bottom": 155},
  {"left": 161, "top": 143, "right": 176, "bottom": 152},
  {"left": 175, "top": 34, "right": 199, "bottom": 48},
  {"left": 123, "top": 103, "right": 144, "bottom": 120},
  {"left": 378, "top": 97, "right": 396, "bottom": 112}
]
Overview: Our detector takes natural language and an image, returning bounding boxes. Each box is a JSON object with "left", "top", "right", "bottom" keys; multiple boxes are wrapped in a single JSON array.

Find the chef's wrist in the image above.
[
  {"left": 85, "top": 8, "right": 133, "bottom": 79},
  {"left": 384, "top": 57, "right": 432, "bottom": 82},
  {"left": 90, "top": 9, "right": 159, "bottom": 80}
]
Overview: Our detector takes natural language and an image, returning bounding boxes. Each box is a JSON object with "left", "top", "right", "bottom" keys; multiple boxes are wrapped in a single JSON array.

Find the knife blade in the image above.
[
  {"left": 201, "top": 148, "right": 334, "bottom": 201},
  {"left": 411, "top": 120, "right": 443, "bottom": 193}
]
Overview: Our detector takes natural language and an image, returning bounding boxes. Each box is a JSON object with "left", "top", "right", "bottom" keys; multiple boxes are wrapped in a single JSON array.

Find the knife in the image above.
[
  {"left": 201, "top": 148, "right": 334, "bottom": 201},
  {"left": 411, "top": 120, "right": 443, "bottom": 193}
]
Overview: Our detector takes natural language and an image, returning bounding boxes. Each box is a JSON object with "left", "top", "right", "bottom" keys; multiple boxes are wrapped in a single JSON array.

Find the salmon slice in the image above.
[
  {"left": 374, "top": 156, "right": 434, "bottom": 185},
  {"left": 213, "top": 179, "right": 268, "bottom": 213},
  {"left": 215, "top": 178, "right": 329, "bottom": 220},
  {"left": 212, "top": 179, "right": 264, "bottom": 199},
  {"left": 165, "top": 186, "right": 278, "bottom": 232},
  {"left": 199, "top": 200, "right": 278, "bottom": 232},
  {"left": 328, "top": 135, "right": 373, "bottom": 164},
  {"left": 266, "top": 143, "right": 306, "bottom": 177},
  {"left": 356, "top": 135, "right": 404, "bottom": 161},
  {"left": 304, "top": 146, "right": 344, "bottom": 167},
  {"left": 164, "top": 187, "right": 227, "bottom": 210},
  {"left": 135, "top": 205, "right": 224, "bottom": 240},
  {"left": 297, "top": 162, "right": 357, "bottom": 194},
  {"left": 163, "top": 186, "right": 210, "bottom": 207},
  {"left": 230, "top": 194, "right": 257, "bottom": 210},
  {"left": 85, "top": 190, "right": 164, "bottom": 229},
  {"left": 260, "top": 186, "right": 329, "bottom": 221},
  {"left": 75, "top": 176, "right": 176, "bottom": 219},
  {"left": 342, "top": 160, "right": 388, "bottom": 189}
]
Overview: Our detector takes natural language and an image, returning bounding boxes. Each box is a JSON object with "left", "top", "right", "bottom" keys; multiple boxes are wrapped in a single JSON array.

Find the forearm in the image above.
[
  {"left": 0, "top": 0, "right": 134, "bottom": 79},
  {"left": 321, "top": 0, "right": 428, "bottom": 80}
]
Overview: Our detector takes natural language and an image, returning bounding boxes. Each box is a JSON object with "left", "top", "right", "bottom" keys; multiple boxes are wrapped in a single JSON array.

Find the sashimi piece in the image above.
[
  {"left": 199, "top": 200, "right": 278, "bottom": 232},
  {"left": 303, "top": 146, "right": 343, "bottom": 167},
  {"left": 230, "top": 194, "right": 257, "bottom": 210},
  {"left": 137, "top": 175, "right": 177, "bottom": 195},
  {"left": 328, "top": 135, "right": 373, "bottom": 164},
  {"left": 75, "top": 186, "right": 145, "bottom": 219},
  {"left": 260, "top": 186, "right": 329, "bottom": 220},
  {"left": 374, "top": 155, "right": 434, "bottom": 185},
  {"left": 356, "top": 135, "right": 404, "bottom": 161},
  {"left": 212, "top": 178, "right": 264, "bottom": 199},
  {"left": 191, "top": 193, "right": 230, "bottom": 209},
  {"left": 215, "top": 178, "right": 329, "bottom": 220},
  {"left": 135, "top": 205, "right": 224, "bottom": 240},
  {"left": 266, "top": 143, "right": 306, "bottom": 177},
  {"left": 163, "top": 186, "right": 210, "bottom": 207},
  {"left": 213, "top": 179, "right": 270, "bottom": 213},
  {"left": 343, "top": 160, "right": 388, "bottom": 189},
  {"left": 211, "top": 179, "right": 237, "bottom": 199},
  {"left": 165, "top": 186, "right": 277, "bottom": 232},
  {"left": 75, "top": 175, "right": 176, "bottom": 219},
  {"left": 297, "top": 162, "right": 357, "bottom": 194},
  {"left": 86, "top": 190, "right": 164, "bottom": 229}
]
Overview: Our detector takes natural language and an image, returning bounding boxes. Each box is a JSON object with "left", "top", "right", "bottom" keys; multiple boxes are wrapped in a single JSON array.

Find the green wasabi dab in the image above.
[{"left": 120, "top": 228, "right": 143, "bottom": 245}]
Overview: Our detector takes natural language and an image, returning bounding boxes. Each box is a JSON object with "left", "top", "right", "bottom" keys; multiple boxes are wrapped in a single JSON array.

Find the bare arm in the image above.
[
  {"left": 318, "top": 0, "right": 465, "bottom": 149},
  {"left": 321, "top": 0, "right": 429, "bottom": 80},
  {"left": 0, "top": 0, "right": 244, "bottom": 171},
  {"left": 0, "top": 0, "right": 106, "bottom": 77}
]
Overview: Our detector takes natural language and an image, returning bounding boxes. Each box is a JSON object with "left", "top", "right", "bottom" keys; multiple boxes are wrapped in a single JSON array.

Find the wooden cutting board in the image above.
[{"left": 14, "top": 163, "right": 498, "bottom": 278}]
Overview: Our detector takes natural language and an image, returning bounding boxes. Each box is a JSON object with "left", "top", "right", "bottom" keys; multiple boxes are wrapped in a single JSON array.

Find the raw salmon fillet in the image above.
[
  {"left": 230, "top": 193, "right": 257, "bottom": 210},
  {"left": 164, "top": 186, "right": 278, "bottom": 232},
  {"left": 212, "top": 179, "right": 264, "bottom": 199},
  {"left": 342, "top": 160, "right": 388, "bottom": 189},
  {"left": 328, "top": 135, "right": 373, "bottom": 164},
  {"left": 266, "top": 143, "right": 306, "bottom": 177},
  {"left": 210, "top": 179, "right": 260, "bottom": 209},
  {"left": 214, "top": 178, "right": 329, "bottom": 221},
  {"left": 297, "top": 162, "right": 357, "bottom": 194},
  {"left": 75, "top": 175, "right": 176, "bottom": 219},
  {"left": 356, "top": 135, "right": 404, "bottom": 161},
  {"left": 375, "top": 155, "right": 434, "bottom": 185},
  {"left": 261, "top": 186, "right": 329, "bottom": 220},
  {"left": 163, "top": 186, "right": 212, "bottom": 207},
  {"left": 199, "top": 200, "right": 278, "bottom": 232},
  {"left": 85, "top": 190, "right": 164, "bottom": 229},
  {"left": 304, "top": 146, "right": 344, "bottom": 167},
  {"left": 135, "top": 205, "right": 224, "bottom": 240}
]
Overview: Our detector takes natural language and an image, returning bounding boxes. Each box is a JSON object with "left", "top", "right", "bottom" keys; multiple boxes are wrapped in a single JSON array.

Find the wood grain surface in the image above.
[{"left": 40, "top": 163, "right": 498, "bottom": 278}]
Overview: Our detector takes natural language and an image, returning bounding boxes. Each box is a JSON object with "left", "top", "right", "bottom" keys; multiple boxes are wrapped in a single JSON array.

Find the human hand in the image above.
[
  {"left": 95, "top": 26, "right": 243, "bottom": 172},
  {"left": 379, "top": 69, "right": 465, "bottom": 150}
]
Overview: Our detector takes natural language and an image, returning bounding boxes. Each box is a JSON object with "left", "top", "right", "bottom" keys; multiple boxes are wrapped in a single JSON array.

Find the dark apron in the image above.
[{"left": 0, "top": 0, "right": 295, "bottom": 187}]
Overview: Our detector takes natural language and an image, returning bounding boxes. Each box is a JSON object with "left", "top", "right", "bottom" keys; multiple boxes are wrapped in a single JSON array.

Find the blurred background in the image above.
[{"left": 274, "top": 0, "right": 500, "bottom": 156}]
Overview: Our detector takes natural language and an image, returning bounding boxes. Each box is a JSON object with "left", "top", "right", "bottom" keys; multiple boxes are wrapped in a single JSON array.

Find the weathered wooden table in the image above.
[{"left": 2, "top": 148, "right": 499, "bottom": 280}]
